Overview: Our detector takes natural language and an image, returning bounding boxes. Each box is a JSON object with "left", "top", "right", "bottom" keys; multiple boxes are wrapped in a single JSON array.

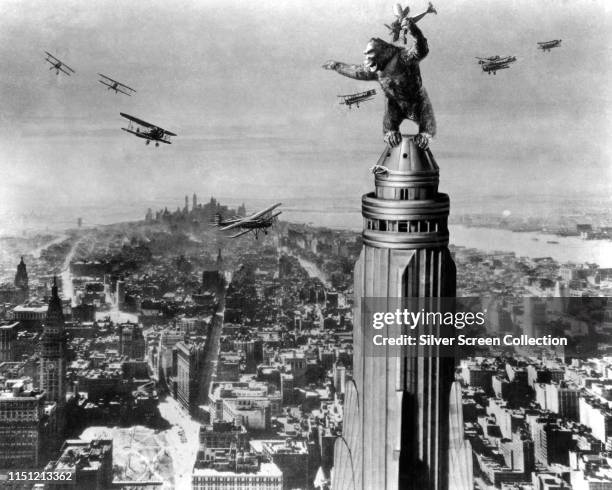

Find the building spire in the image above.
[
  {"left": 217, "top": 248, "right": 223, "bottom": 267},
  {"left": 46, "top": 275, "right": 64, "bottom": 326},
  {"left": 14, "top": 256, "right": 29, "bottom": 291}
]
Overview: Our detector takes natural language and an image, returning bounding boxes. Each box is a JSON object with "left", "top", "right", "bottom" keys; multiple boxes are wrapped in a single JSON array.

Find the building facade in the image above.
[{"left": 0, "top": 378, "right": 54, "bottom": 469}]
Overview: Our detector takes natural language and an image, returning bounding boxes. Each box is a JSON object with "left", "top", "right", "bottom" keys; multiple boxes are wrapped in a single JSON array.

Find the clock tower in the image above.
[{"left": 40, "top": 276, "right": 67, "bottom": 425}]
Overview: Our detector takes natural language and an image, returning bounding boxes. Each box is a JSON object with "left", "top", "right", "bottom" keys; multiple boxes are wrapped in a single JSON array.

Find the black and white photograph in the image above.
[{"left": 0, "top": 1, "right": 611, "bottom": 489}]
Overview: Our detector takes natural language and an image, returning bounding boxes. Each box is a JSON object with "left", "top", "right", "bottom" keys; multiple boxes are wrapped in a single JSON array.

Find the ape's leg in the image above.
[
  {"left": 414, "top": 89, "right": 436, "bottom": 149},
  {"left": 383, "top": 98, "right": 404, "bottom": 147}
]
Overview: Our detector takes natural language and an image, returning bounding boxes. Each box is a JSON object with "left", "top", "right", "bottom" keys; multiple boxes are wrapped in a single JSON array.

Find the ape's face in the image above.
[
  {"left": 363, "top": 38, "right": 397, "bottom": 73},
  {"left": 363, "top": 42, "right": 379, "bottom": 72}
]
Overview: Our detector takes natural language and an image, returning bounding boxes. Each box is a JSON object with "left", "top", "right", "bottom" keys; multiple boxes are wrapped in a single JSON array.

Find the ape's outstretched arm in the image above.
[{"left": 321, "top": 61, "right": 377, "bottom": 81}]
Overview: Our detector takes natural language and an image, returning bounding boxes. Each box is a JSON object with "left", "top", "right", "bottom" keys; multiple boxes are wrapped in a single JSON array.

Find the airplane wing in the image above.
[
  {"left": 114, "top": 87, "right": 133, "bottom": 96},
  {"left": 161, "top": 128, "right": 177, "bottom": 137},
  {"left": 121, "top": 128, "right": 152, "bottom": 140},
  {"left": 243, "top": 203, "right": 282, "bottom": 222},
  {"left": 220, "top": 220, "right": 247, "bottom": 231},
  {"left": 217, "top": 217, "right": 242, "bottom": 227},
  {"left": 120, "top": 113, "right": 155, "bottom": 129},
  {"left": 44, "top": 51, "right": 60, "bottom": 62},
  {"left": 99, "top": 73, "right": 117, "bottom": 83},
  {"left": 100, "top": 81, "right": 132, "bottom": 96},
  {"left": 58, "top": 65, "right": 73, "bottom": 76},
  {"left": 120, "top": 128, "right": 172, "bottom": 144},
  {"left": 62, "top": 63, "right": 75, "bottom": 73},
  {"left": 220, "top": 203, "right": 282, "bottom": 231},
  {"left": 117, "top": 81, "right": 136, "bottom": 92},
  {"left": 338, "top": 90, "right": 376, "bottom": 99},
  {"left": 100, "top": 74, "right": 136, "bottom": 92},
  {"left": 229, "top": 229, "right": 252, "bottom": 239}
]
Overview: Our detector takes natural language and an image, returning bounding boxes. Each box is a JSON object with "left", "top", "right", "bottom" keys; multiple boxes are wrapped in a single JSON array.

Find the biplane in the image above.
[
  {"left": 538, "top": 40, "right": 562, "bottom": 52},
  {"left": 338, "top": 89, "right": 377, "bottom": 109},
  {"left": 475, "top": 55, "right": 516, "bottom": 65},
  {"left": 120, "top": 113, "right": 176, "bottom": 147},
  {"left": 385, "top": 2, "right": 437, "bottom": 44},
  {"left": 98, "top": 74, "right": 136, "bottom": 96},
  {"left": 44, "top": 51, "right": 75, "bottom": 76},
  {"left": 480, "top": 58, "right": 515, "bottom": 75},
  {"left": 214, "top": 203, "right": 282, "bottom": 239}
]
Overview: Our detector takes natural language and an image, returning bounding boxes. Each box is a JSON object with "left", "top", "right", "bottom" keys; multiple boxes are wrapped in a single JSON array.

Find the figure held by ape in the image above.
[{"left": 323, "top": 19, "right": 436, "bottom": 149}]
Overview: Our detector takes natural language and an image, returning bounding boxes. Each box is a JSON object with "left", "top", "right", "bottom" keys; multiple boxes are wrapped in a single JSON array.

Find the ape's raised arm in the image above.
[
  {"left": 321, "top": 61, "right": 377, "bottom": 81},
  {"left": 404, "top": 19, "right": 429, "bottom": 60}
]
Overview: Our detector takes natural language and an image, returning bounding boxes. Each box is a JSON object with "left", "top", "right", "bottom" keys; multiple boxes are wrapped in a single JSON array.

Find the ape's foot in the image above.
[
  {"left": 414, "top": 133, "right": 431, "bottom": 149},
  {"left": 384, "top": 130, "right": 402, "bottom": 147}
]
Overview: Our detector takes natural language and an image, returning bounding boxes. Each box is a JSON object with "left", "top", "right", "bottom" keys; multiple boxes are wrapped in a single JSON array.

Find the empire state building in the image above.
[{"left": 332, "top": 137, "right": 471, "bottom": 490}]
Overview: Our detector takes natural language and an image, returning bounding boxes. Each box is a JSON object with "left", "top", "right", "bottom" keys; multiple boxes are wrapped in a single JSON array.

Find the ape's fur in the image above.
[{"left": 323, "top": 20, "right": 436, "bottom": 148}]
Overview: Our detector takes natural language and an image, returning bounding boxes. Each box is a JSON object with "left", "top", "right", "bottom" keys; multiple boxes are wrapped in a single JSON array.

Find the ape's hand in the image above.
[
  {"left": 400, "top": 17, "right": 414, "bottom": 31},
  {"left": 414, "top": 133, "right": 431, "bottom": 149},
  {"left": 384, "top": 131, "right": 402, "bottom": 147},
  {"left": 321, "top": 60, "right": 339, "bottom": 71}
]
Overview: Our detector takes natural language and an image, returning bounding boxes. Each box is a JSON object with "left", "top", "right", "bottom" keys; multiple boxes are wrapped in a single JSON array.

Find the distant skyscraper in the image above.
[
  {"left": 14, "top": 256, "right": 29, "bottom": 302},
  {"left": 175, "top": 341, "right": 206, "bottom": 415},
  {"left": 116, "top": 280, "right": 126, "bottom": 308},
  {"left": 14, "top": 257, "right": 28, "bottom": 290},
  {"left": 333, "top": 138, "right": 471, "bottom": 490},
  {"left": 40, "top": 277, "right": 67, "bottom": 425},
  {"left": 119, "top": 323, "right": 145, "bottom": 360},
  {"left": 193, "top": 192, "right": 198, "bottom": 210},
  {"left": 0, "top": 322, "right": 17, "bottom": 362},
  {"left": 217, "top": 248, "right": 223, "bottom": 270}
]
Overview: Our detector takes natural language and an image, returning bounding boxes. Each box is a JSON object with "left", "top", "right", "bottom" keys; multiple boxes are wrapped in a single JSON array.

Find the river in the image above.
[
  {"left": 450, "top": 225, "right": 612, "bottom": 266},
  {"left": 281, "top": 208, "right": 612, "bottom": 267}
]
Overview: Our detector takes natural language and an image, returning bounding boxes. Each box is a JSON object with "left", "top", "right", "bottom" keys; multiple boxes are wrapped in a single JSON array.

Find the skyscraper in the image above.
[
  {"left": 40, "top": 277, "right": 67, "bottom": 421},
  {"left": 333, "top": 137, "right": 470, "bottom": 490},
  {"left": 14, "top": 256, "right": 28, "bottom": 291},
  {"left": 13, "top": 256, "right": 29, "bottom": 302}
]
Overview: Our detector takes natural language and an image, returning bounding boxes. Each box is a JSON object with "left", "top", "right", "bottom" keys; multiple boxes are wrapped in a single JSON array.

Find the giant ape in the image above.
[{"left": 323, "top": 19, "right": 436, "bottom": 149}]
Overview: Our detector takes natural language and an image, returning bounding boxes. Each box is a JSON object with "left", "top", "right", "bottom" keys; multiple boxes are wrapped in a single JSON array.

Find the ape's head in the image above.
[{"left": 363, "top": 38, "right": 399, "bottom": 73}]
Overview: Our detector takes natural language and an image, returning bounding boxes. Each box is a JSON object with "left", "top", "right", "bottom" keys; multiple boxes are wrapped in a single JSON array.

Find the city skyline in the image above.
[{"left": 0, "top": 0, "right": 610, "bottom": 220}]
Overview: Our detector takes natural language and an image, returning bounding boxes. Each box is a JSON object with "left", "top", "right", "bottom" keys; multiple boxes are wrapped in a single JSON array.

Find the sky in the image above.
[{"left": 0, "top": 0, "right": 610, "bottom": 224}]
